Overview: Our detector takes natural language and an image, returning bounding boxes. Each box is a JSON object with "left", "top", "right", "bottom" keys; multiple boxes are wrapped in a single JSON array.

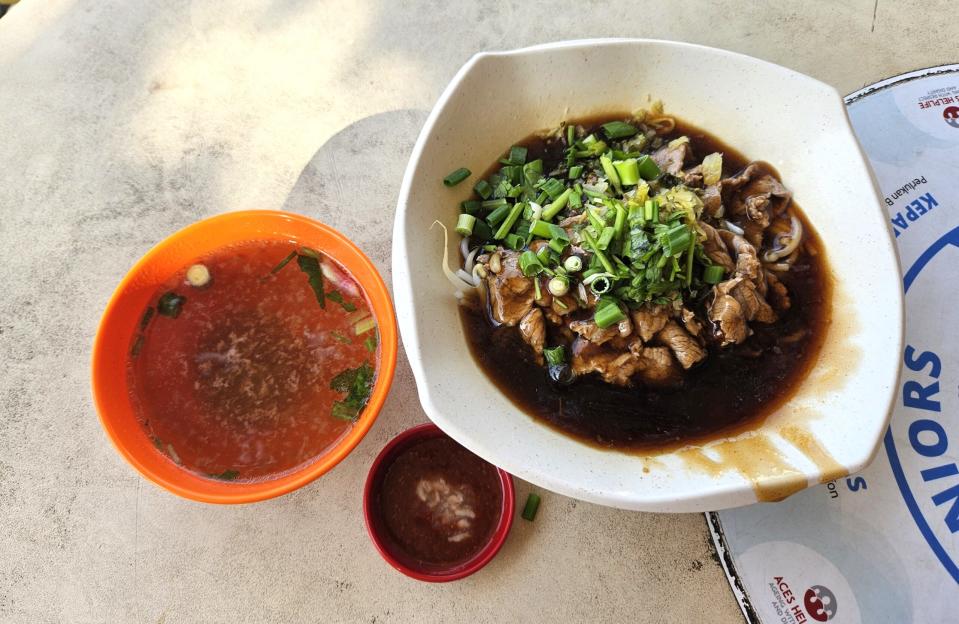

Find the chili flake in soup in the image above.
[{"left": 129, "top": 239, "right": 379, "bottom": 481}]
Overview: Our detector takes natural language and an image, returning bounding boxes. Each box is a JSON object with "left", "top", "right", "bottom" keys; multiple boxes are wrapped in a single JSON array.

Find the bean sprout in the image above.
[{"left": 464, "top": 247, "right": 479, "bottom": 273}]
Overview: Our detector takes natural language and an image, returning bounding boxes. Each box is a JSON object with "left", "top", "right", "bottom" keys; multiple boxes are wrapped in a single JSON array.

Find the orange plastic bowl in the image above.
[{"left": 91, "top": 210, "right": 397, "bottom": 504}]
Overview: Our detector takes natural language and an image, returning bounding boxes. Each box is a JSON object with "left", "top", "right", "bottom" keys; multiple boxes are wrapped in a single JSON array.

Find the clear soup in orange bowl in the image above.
[{"left": 92, "top": 210, "right": 397, "bottom": 503}]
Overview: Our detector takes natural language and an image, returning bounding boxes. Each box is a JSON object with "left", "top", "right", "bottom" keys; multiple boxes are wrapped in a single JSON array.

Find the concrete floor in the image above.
[{"left": 0, "top": 1, "right": 954, "bottom": 622}]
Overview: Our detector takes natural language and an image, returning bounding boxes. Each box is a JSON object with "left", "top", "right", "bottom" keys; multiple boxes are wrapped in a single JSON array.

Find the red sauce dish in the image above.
[{"left": 363, "top": 423, "right": 514, "bottom": 582}]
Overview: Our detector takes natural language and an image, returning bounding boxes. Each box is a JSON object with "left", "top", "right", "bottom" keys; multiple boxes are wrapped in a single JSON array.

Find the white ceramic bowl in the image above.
[{"left": 392, "top": 39, "right": 902, "bottom": 512}]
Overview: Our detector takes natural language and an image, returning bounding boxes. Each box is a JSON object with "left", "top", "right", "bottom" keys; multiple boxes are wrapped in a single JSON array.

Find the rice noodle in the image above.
[
  {"left": 648, "top": 116, "right": 675, "bottom": 134},
  {"left": 723, "top": 220, "right": 745, "bottom": 236},
  {"left": 766, "top": 262, "right": 792, "bottom": 272},
  {"left": 763, "top": 214, "right": 803, "bottom": 262}
]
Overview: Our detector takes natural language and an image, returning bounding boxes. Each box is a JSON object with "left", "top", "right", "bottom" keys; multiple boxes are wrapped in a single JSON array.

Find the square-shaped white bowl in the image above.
[{"left": 392, "top": 39, "right": 903, "bottom": 512}]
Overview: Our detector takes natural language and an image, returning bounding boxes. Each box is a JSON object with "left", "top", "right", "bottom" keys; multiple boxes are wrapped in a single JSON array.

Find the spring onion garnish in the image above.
[
  {"left": 445, "top": 113, "right": 725, "bottom": 313},
  {"left": 601, "top": 121, "right": 639, "bottom": 139},
  {"left": 331, "top": 331, "right": 351, "bottom": 344},
  {"left": 542, "top": 188, "right": 573, "bottom": 221},
  {"left": 594, "top": 299, "right": 626, "bottom": 328},
  {"left": 456, "top": 213, "right": 476, "bottom": 236},
  {"left": 589, "top": 275, "right": 612, "bottom": 295},
  {"left": 354, "top": 316, "right": 376, "bottom": 336},
  {"left": 443, "top": 167, "right": 471, "bottom": 187},
  {"left": 660, "top": 223, "right": 692, "bottom": 257},
  {"left": 461, "top": 199, "right": 481, "bottom": 215},
  {"left": 521, "top": 492, "right": 542, "bottom": 521},
  {"left": 703, "top": 264, "right": 726, "bottom": 284},
  {"left": 494, "top": 203, "right": 524, "bottom": 240},
  {"left": 364, "top": 332, "right": 378, "bottom": 353},
  {"left": 563, "top": 256, "right": 583, "bottom": 272},
  {"left": 548, "top": 276, "right": 569, "bottom": 297},
  {"left": 508, "top": 145, "right": 528, "bottom": 165},
  {"left": 519, "top": 250, "right": 544, "bottom": 276},
  {"left": 636, "top": 154, "right": 662, "bottom": 180},
  {"left": 599, "top": 154, "right": 622, "bottom": 194},
  {"left": 157, "top": 292, "right": 186, "bottom": 318},
  {"left": 269, "top": 249, "right": 298, "bottom": 275},
  {"left": 474, "top": 179, "right": 493, "bottom": 199}
]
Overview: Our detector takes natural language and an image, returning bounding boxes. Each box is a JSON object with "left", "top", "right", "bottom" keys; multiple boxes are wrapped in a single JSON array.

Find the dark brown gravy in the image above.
[{"left": 459, "top": 114, "right": 832, "bottom": 453}]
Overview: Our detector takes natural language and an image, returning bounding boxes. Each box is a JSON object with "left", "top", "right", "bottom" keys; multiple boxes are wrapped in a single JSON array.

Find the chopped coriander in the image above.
[
  {"left": 138, "top": 307, "right": 155, "bottom": 332},
  {"left": 157, "top": 292, "right": 186, "bottom": 318},
  {"left": 330, "top": 362, "right": 375, "bottom": 421},
  {"left": 326, "top": 290, "right": 357, "bottom": 312},
  {"left": 209, "top": 469, "right": 239, "bottom": 481},
  {"left": 296, "top": 253, "right": 326, "bottom": 309},
  {"left": 331, "top": 330, "right": 351, "bottom": 344},
  {"left": 130, "top": 334, "right": 145, "bottom": 357}
]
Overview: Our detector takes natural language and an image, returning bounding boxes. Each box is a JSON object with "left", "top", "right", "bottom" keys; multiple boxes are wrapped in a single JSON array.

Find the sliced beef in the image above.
[
  {"left": 727, "top": 167, "right": 792, "bottom": 232},
  {"left": 702, "top": 184, "right": 722, "bottom": 217},
  {"left": 718, "top": 229, "right": 765, "bottom": 293},
  {"left": 764, "top": 269, "right": 792, "bottom": 312},
  {"left": 682, "top": 164, "right": 704, "bottom": 188},
  {"left": 570, "top": 339, "right": 642, "bottom": 386},
  {"left": 681, "top": 308, "right": 703, "bottom": 337},
  {"left": 700, "top": 223, "right": 735, "bottom": 272},
  {"left": 632, "top": 304, "right": 670, "bottom": 342},
  {"left": 651, "top": 141, "right": 691, "bottom": 175},
  {"left": 485, "top": 251, "right": 534, "bottom": 325},
  {"left": 543, "top": 307, "right": 564, "bottom": 326},
  {"left": 655, "top": 321, "right": 706, "bottom": 369},
  {"left": 725, "top": 278, "right": 776, "bottom": 323},
  {"left": 518, "top": 308, "right": 545, "bottom": 363},
  {"left": 569, "top": 315, "right": 632, "bottom": 346},
  {"left": 708, "top": 276, "right": 776, "bottom": 346},
  {"left": 550, "top": 293, "right": 579, "bottom": 317},
  {"left": 708, "top": 289, "right": 749, "bottom": 346},
  {"left": 633, "top": 345, "right": 681, "bottom": 386}
]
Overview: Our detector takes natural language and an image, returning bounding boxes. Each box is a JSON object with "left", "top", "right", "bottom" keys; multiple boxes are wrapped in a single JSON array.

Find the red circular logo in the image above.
[
  {"left": 804, "top": 585, "right": 838, "bottom": 622},
  {"left": 944, "top": 106, "right": 959, "bottom": 129}
]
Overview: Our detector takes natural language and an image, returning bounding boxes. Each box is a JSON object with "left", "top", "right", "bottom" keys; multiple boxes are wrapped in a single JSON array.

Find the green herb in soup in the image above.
[{"left": 128, "top": 240, "right": 378, "bottom": 480}]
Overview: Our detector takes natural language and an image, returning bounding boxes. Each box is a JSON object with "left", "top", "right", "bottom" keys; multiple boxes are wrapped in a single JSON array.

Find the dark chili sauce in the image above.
[
  {"left": 377, "top": 437, "right": 503, "bottom": 569},
  {"left": 459, "top": 114, "right": 832, "bottom": 452}
]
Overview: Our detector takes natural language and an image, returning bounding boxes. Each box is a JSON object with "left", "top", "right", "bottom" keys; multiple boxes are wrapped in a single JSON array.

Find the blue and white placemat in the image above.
[{"left": 709, "top": 64, "right": 959, "bottom": 624}]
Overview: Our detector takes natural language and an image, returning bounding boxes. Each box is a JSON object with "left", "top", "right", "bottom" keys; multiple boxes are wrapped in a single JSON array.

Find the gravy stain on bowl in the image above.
[
  {"left": 778, "top": 424, "right": 848, "bottom": 484},
  {"left": 789, "top": 280, "right": 863, "bottom": 402},
  {"left": 677, "top": 434, "right": 809, "bottom": 502}
]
